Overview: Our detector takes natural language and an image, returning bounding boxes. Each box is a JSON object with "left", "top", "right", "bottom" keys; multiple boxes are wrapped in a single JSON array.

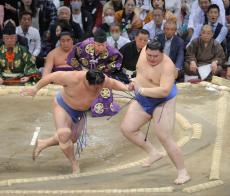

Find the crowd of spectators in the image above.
[{"left": 1, "top": 0, "right": 230, "bottom": 85}]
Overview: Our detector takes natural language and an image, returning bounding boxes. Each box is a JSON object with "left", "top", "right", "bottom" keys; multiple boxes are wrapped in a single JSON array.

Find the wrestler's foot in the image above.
[
  {"left": 174, "top": 169, "right": 191, "bottom": 185},
  {"left": 32, "top": 139, "right": 44, "bottom": 161},
  {"left": 142, "top": 152, "right": 163, "bottom": 167},
  {"left": 72, "top": 161, "right": 80, "bottom": 174}
]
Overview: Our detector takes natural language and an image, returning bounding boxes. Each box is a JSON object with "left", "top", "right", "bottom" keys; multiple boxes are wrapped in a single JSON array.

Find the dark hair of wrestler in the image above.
[
  {"left": 86, "top": 70, "right": 105, "bottom": 85},
  {"left": 146, "top": 39, "right": 164, "bottom": 52}
]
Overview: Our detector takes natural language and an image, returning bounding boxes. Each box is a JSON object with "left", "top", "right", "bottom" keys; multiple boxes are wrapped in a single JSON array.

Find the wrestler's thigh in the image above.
[
  {"left": 153, "top": 97, "right": 176, "bottom": 135},
  {"left": 121, "top": 101, "right": 151, "bottom": 131},
  {"left": 53, "top": 99, "right": 72, "bottom": 130},
  {"left": 71, "top": 117, "right": 86, "bottom": 142}
]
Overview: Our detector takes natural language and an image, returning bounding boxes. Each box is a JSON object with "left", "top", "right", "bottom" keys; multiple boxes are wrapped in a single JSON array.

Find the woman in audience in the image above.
[{"left": 115, "top": 0, "right": 142, "bottom": 40}]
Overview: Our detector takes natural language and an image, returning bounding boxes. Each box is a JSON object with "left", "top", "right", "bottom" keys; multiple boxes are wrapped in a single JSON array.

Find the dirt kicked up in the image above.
[{"left": 0, "top": 81, "right": 229, "bottom": 196}]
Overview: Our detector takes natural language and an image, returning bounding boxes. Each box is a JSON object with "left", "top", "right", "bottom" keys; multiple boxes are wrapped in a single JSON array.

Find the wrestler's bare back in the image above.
[{"left": 135, "top": 53, "right": 176, "bottom": 88}]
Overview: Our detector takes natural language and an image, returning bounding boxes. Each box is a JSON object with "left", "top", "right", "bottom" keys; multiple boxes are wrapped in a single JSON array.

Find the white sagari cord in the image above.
[{"left": 30, "top": 127, "right": 40, "bottom": 146}]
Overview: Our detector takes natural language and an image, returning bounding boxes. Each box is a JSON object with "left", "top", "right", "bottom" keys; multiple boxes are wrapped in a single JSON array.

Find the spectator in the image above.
[
  {"left": 178, "top": 0, "right": 190, "bottom": 41},
  {"left": 19, "top": 0, "right": 39, "bottom": 30},
  {"left": 82, "top": 0, "right": 103, "bottom": 29},
  {"left": 50, "top": 6, "right": 82, "bottom": 48},
  {"left": 103, "top": 0, "right": 123, "bottom": 13},
  {"left": 0, "top": 0, "right": 20, "bottom": 26},
  {"left": 143, "top": 8, "right": 165, "bottom": 40},
  {"left": 165, "top": 0, "right": 182, "bottom": 28},
  {"left": 107, "top": 23, "right": 130, "bottom": 49},
  {"left": 144, "top": 0, "right": 176, "bottom": 25},
  {"left": 99, "top": 7, "right": 116, "bottom": 34},
  {"left": 187, "top": 0, "right": 225, "bottom": 39},
  {"left": 191, "top": 4, "right": 228, "bottom": 44},
  {"left": 133, "top": 0, "right": 152, "bottom": 21},
  {"left": 16, "top": 12, "right": 41, "bottom": 58},
  {"left": 70, "top": 0, "right": 93, "bottom": 39},
  {"left": 155, "top": 21, "right": 185, "bottom": 81},
  {"left": 37, "top": 0, "right": 57, "bottom": 38},
  {"left": 119, "top": 29, "right": 149, "bottom": 79},
  {"left": 0, "top": 20, "right": 39, "bottom": 85},
  {"left": 115, "top": 0, "right": 142, "bottom": 40},
  {"left": 185, "top": 25, "right": 225, "bottom": 81}
]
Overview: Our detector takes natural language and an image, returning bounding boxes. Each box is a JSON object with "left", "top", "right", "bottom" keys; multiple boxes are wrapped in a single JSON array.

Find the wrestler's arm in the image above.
[
  {"left": 104, "top": 76, "right": 130, "bottom": 91},
  {"left": 21, "top": 72, "right": 79, "bottom": 96},
  {"left": 139, "top": 64, "right": 175, "bottom": 98},
  {"left": 36, "top": 71, "right": 75, "bottom": 91},
  {"left": 42, "top": 50, "right": 55, "bottom": 78}
]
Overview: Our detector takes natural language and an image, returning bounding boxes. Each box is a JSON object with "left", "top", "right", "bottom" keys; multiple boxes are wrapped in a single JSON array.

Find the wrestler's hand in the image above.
[
  {"left": 20, "top": 76, "right": 30, "bottom": 83},
  {"left": 128, "top": 82, "right": 135, "bottom": 91},
  {"left": 0, "top": 77, "right": 3, "bottom": 85},
  {"left": 133, "top": 81, "right": 143, "bottom": 95},
  {"left": 20, "top": 87, "right": 38, "bottom": 97}
]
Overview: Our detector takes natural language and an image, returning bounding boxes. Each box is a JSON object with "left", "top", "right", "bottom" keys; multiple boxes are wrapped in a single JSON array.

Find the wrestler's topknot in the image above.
[
  {"left": 146, "top": 39, "right": 164, "bottom": 52},
  {"left": 86, "top": 70, "right": 105, "bottom": 85}
]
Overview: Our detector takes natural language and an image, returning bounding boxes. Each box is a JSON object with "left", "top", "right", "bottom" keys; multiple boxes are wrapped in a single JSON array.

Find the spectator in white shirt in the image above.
[
  {"left": 16, "top": 11, "right": 41, "bottom": 57},
  {"left": 107, "top": 23, "right": 130, "bottom": 49},
  {"left": 188, "top": 0, "right": 226, "bottom": 38},
  {"left": 143, "top": 8, "right": 165, "bottom": 40}
]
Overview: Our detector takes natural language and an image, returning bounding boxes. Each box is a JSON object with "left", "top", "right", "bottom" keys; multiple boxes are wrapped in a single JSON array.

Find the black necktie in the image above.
[
  {"left": 114, "top": 40, "right": 118, "bottom": 49},
  {"left": 204, "top": 13, "right": 208, "bottom": 24}
]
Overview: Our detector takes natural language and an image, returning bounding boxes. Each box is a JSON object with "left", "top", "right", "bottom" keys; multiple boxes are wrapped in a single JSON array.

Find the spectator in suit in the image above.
[{"left": 155, "top": 21, "right": 185, "bottom": 81}]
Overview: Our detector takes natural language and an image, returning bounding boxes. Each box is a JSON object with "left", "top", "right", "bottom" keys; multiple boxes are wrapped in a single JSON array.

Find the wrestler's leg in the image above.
[
  {"left": 33, "top": 134, "right": 59, "bottom": 160},
  {"left": 153, "top": 97, "right": 190, "bottom": 184},
  {"left": 71, "top": 117, "right": 86, "bottom": 143},
  {"left": 33, "top": 101, "right": 60, "bottom": 160},
  {"left": 53, "top": 101, "right": 80, "bottom": 174},
  {"left": 121, "top": 101, "right": 163, "bottom": 167}
]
